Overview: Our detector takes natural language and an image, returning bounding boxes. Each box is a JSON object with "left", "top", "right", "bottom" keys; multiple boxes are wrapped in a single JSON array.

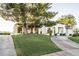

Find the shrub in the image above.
[
  {"left": 47, "top": 28, "right": 52, "bottom": 36},
  {"left": 60, "top": 33, "right": 66, "bottom": 36},
  {"left": 72, "top": 34, "right": 79, "bottom": 37},
  {"left": 69, "top": 34, "right": 72, "bottom": 36},
  {"left": 63, "top": 33, "right": 66, "bottom": 36},
  {"left": 72, "top": 34, "right": 76, "bottom": 37},
  {"left": 54, "top": 33, "right": 57, "bottom": 36},
  {"left": 60, "top": 33, "right": 63, "bottom": 36},
  {"left": 40, "top": 31, "right": 42, "bottom": 34},
  {"left": 0, "top": 32, "right": 10, "bottom": 35}
]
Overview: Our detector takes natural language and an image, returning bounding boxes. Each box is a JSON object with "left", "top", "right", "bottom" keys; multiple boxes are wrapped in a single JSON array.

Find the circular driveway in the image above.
[{"left": 51, "top": 36, "right": 79, "bottom": 56}]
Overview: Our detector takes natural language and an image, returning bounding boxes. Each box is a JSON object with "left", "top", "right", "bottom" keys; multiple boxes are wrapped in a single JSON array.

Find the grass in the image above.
[
  {"left": 69, "top": 36, "right": 79, "bottom": 43},
  {"left": 12, "top": 34, "right": 61, "bottom": 56}
]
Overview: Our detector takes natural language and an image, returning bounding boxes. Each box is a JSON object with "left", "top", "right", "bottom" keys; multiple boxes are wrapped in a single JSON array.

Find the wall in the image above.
[{"left": 38, "top": 24, "right": 74, "bottom": 36}]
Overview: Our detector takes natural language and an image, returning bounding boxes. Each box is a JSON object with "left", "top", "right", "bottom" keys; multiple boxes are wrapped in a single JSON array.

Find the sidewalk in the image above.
[{"left": 0, "top": 35, "right": 16, "bottom": 56}]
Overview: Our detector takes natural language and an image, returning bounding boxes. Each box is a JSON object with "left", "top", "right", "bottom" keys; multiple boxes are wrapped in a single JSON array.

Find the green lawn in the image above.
[
  {"left": 69, "top": 36, "right": 79, "bottom": 43},
  {"left": 12, "top": 34, "right": 61, "bottom": 56}
]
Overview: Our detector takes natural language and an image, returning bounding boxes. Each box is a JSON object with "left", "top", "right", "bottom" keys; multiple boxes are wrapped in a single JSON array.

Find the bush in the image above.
[
  {"left": 47, "top": 28, "right": 52, "bottom": 36},
  {"left": 60, "top": 33, "right": 66, "bottom": 36},
  {"left": 40, "top": 31, "right": 42, "bottom": 34},
  {"left": 72, "top": 34, "right": 79, "bottom": 37},
  {"left": 60, "top": 33, "right": 62, "bottom": 36},
  {"left": 69, "top": 34, "right": 72, "bottom": 36},
  {"left": 72, "top": 34, "right": 76, "bottom": 37},
  {"left": 63, "top": 33, "right": 66, "bottom": 36},
  {"left": 54, "top": 33, "right": 57, "bottom": 36},
  {"left": 0, "top": 32, "right": 10, "bottom": 35}
]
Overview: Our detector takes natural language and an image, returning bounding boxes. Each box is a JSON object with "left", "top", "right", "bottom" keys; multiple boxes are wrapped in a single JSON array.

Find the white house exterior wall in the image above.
[
  {"left": 38, "top": 24, "right": 74, "bottom": 36},
  {"left": 13, "top": 23, "right": 74, "bottom": 36},
  {"left": 54, "top": 24, "right": 66, "bottom": 34}
]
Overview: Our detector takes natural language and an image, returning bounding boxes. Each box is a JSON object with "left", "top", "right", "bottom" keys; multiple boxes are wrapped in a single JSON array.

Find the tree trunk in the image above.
[
  {"left": 22, "top": 23, "right": 28, "bottom": 34},
  {"left": 53, "top": 27, "right": 55, "bottom": 35},
  {"left": 22, "top": 26, "right": 26, "bottom": 34},
  {"left": 34, "top": 27, "right": 39, "bottom": 34},
  {"left": 30, "top": 27, "right": 33, "bottom": 34}
]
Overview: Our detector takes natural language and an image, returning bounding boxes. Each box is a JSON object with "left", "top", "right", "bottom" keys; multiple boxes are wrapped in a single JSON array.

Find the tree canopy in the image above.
[
  {"left": 57, "top": 15, "right": 76, "bottom": 27},
  {"left": 0, "top": 3, "right": 57, "bottom": 34}
]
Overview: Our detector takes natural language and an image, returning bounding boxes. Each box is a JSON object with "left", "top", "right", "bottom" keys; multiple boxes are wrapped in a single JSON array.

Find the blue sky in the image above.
[{"left": 49, "top": 3, "right": 79, "bottom": 28}]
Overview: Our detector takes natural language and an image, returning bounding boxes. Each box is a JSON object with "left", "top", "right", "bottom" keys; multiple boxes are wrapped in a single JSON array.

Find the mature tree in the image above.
[
  {"left": 0, "top": 3, "right": 57, "bottom": 34},
  {"left": 29, "top": 3, "right": 57, "bottom": 33},
  {"left": 44, "top": 21, "right": 56, "bottom": 27},
  {"left": 57, "top": 15, "right": 76, "bottom": 35},
  {"left": 0, "top": 3, "right": 29, "bottom": 34}
]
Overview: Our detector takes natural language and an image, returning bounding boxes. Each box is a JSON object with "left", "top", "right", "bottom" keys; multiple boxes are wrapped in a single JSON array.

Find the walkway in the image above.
[
  {"left": 0, "top": 35, "right": 16, "bottom": 56},
  {"left": 44, "top": 36, "right": 79, "bottom": 56}
]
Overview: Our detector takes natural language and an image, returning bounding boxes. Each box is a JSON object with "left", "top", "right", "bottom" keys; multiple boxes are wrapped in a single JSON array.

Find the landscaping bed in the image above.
[{"left": 12, "top": 34, "right": 61, "bottom": 56}]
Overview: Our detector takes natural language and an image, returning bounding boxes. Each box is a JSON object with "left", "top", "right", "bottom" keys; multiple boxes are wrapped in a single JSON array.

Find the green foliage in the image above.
[
  {"left": 0, "top": 3, "right": 57, "bottom": 24},
  {"left": 45, "top": 21, "right": 56, "bottom": 27},
  {"left": 57, "top": 15, "right": 76, "bottom": 35},
  {"left": 47, "top": 28, "right": 52, "bottom": 36},
  {"left": 0, "top": 3, "right": 57, "bottom": 34},
  {"left": 57, "top": 15, "right": 76, "bottom": 27},
  {"left": 0, "top": 32, "right": 10, "bottom": 35}
]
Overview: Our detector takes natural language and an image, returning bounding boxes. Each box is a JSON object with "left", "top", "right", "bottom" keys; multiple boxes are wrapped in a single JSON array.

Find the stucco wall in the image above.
[
  {"left": 13, "top": 23, "right": 74, "bottom": 36},
  {"left": 38, "top": 24, "right": 73, "bottom": 36}
]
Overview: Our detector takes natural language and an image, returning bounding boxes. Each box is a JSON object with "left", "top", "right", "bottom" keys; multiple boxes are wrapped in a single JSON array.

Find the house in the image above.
[
  {"left": 0, "top": 16, "right": 75, "bottom": 36},
  {"left": 13, "top": 23, "right": 74, "bottom": 36},
  {"left": 38, "top": 23, "right": 74, "bottom": 36}
]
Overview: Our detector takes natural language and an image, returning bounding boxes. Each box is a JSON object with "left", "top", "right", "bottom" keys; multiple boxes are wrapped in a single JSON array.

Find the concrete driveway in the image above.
[
  {"left": 51, "top": 36, "right": 79, "bottom": 56},
  {"left": 0, "top": 35, "right": 16, "bottom": 56}
]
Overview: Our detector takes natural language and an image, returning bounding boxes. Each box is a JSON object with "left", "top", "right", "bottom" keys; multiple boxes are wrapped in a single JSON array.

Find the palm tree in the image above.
[{"left": 57, "top": 15, "right": 76, "bottom": 35}]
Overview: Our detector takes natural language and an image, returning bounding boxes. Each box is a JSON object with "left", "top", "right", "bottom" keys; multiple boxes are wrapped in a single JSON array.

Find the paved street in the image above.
[{"left": 0, "top": 35, "right": 16, "bottom": 56}]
